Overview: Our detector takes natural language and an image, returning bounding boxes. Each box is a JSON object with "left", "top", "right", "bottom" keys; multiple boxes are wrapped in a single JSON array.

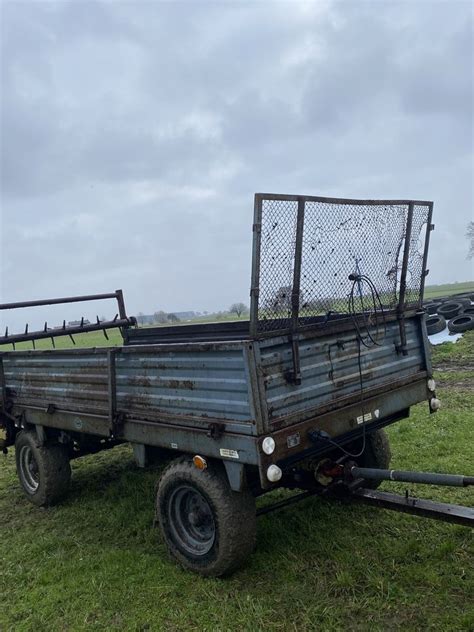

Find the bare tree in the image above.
[
  {"left": 167, "top": 313, "right": 180, "bottom": 323},
  {"left": 229, "top": 302, "right": 248, "bottom": 318},
  {"left": 467, "top": 221, "right": 474, "bottom": 259},
  {"left": 136, "top": 312, "right": 146, "bottom": 325},
  {"left": 153, "top": 310, "right": 168, "bottom": 324}
]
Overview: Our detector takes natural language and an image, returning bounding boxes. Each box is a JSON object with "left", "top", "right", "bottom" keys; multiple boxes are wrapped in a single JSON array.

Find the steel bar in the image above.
[
  {"left": 249, "top": 195, "right": 263, "bottom": 338},
  {"left": 290, "top": 197, "right": 305, "bottom": 330},
  {"left": 419, "top": 202, "right": 435, "bottom": 302},
  {"left": 0, "top": 317, "right": 132, "bottom": 345},
  {"left": 0, "top": 356, "right": 6, "bottom": 408},
  {"left": 396, "top": 201, "right": 414, "bottom": 355},
  {"left": 254, "top": 193, "right": 433, "bottom": 206},
  {"left": 351, "top": 466, "right": 474, "bottom": 487},
  {"left": 107, "top": 349, "right": 117, "bottom": 435},
  {"left": 115, "top": 289, "right": 127, "bottom": 320},
  {"left": 351, "top": 488, "right": 474, "bottom": 527},
  {"left": 257, "top": 489, "right": 321, "bottom": 516},
  {"left": 0, "top": 291, "right": 121, "bottom": 311}
]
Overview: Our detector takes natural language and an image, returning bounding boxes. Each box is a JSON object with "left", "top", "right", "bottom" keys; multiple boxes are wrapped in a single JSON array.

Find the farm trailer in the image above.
[{"left": 1, "top": 194, "right": 472, "bottom": 576}]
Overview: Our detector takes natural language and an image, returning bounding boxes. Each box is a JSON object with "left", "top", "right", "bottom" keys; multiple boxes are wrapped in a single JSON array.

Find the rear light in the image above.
[
  {"left": 267, "top": 464, "right": 282, "bottom": 482},
  {"left": 193, "top": 455, "right": 208, "bottom": 470},
  {"left": 262, "top": 437, "right": 275, "bottom": 455}
]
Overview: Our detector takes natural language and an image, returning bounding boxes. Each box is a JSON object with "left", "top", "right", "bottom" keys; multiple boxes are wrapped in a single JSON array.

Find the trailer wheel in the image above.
[
  {"left": 15, "top": 431, "right": 71, "bottom": 507},
  {"left": 156, "top": 457, "right": 256, "bottom": 576},
  {"left": 349, "top": 429, "right": 391, "bottom": 490}
]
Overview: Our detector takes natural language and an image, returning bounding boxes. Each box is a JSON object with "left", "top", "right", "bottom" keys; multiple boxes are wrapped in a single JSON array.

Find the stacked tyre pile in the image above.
[{"left": 423, "top": 293, "right": 474, "bottom": 336}]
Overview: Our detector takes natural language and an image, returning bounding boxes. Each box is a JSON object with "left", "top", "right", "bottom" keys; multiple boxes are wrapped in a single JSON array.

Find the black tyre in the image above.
[
  {"left": 346, "top": 429, "right": 391, "bottom": 490},
  {"left": 463, "top": 307, "right": 474, "bottom": 315},
  {"left": 437, "top": 301, "right": 464, "bottom": 319},
  {"left": 15, "top": 431, "right": 71, "bottom": 506},
  {"left": 448, "top": 314, "right": 474, "bottom": 334},
  {"left": 425, "top": 302, "right": 441, "bottom": 315},
  {"left": 426, "top": 314, "right": 446, "bottom": 335},
  {"left": 156, "top": 457, "right": 256, "bottom": 576}
]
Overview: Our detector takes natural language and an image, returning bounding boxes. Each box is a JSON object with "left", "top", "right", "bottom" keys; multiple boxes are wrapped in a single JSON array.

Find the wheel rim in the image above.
[
  {"left": 19, "top": 445, "right": 40, "bottom": 494},
  {"left": 167, "top": 485, "right": 216, "bottom": 556}
]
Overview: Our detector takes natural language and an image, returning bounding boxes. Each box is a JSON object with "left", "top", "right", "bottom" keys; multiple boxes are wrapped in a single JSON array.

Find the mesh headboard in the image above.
[{"left": 249, "top": 194, "right": 433, "bottom": 336}]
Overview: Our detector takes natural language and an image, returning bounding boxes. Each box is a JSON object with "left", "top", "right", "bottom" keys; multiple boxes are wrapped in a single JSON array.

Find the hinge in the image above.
[{"left": 207, "top": 423, "right": 224, "bottom": 439}]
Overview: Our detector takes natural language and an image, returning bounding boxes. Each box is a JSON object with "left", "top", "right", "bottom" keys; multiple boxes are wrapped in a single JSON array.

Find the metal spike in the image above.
[
  {"left": 80, "top": 316, "right": 84, "bottom": 327},
  {"left": 103, "top": 329, "right": 109, "bottom": 341},
  {"left": 32, "top": 339, "right": 36, "bottom": 350},
  {"left": 4, "top": 326, "right": 8, "bottom": 338},
  {"left": 24, "top": 323, "right": 28, "bottom": 334},
  {"left": 96, "top": 315, "right": 101, "bottom": 324},
  {"left": 62, "top": 320, "right": 66, "bottom": 330},
  {"left": 51, "top": 336, "right": 55, "bottom": 349},
  {"left": 69, "top": 334, "right": 76, "bottom": 345},
  {"left": 113, "top": 313, "right": 118, "bottom": 322},
  {"left": 44, "top": 321, "right": 48, "bottom": 333}
]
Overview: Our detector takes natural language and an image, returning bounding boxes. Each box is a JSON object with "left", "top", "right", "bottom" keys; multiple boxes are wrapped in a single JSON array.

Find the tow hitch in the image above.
[{"left": 257, "top": 464, "right": 474, "bottom": 527}]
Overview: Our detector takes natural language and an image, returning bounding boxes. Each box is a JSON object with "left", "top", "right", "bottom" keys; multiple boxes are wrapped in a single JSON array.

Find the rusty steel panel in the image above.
[
  {"left": 2, "top": 344, "right": 254, "bottom": 425},
  {"left": 258, "top": 316, "right": 425, "bottom": 428},
  {"left": 2, "top": 351, "right": 110, "bottom": 415},
  {"left": 115, "top": 348, "right": 252, "bottom": 422}
]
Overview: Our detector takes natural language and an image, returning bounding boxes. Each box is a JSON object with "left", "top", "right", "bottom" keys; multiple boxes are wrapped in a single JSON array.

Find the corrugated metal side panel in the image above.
[
  {"left": 116, "top": 348, "right": 252, "bottom": 422},
  {"left": 3, "top": 346, "right": 253, "bottom": 423},
  {"left": 259, "top": 318, "right": 425, "bottom": 423},
  {"left": 3, "top": 352, "right": 109, "bottom": 415}
]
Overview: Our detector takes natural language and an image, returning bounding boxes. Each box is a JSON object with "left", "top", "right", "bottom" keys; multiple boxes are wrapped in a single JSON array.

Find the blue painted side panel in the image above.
[
  {"left": 3, "top": 346, "right": 253, "bottom": 424},
  {"left": 258, "top": 317, "right": 425, "bottom": 426},
  {"left": 2, "top": 317, "right": 428, "bottom": 438}
]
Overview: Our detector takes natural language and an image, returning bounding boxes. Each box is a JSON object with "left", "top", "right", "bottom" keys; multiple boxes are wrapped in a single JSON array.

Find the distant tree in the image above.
[
  {"left": 167, "top": 313, "right": 180, "bottom": 323},
  {"left": 229, "top": 302, "right": 248, "bottom": 318},
  {"left": 467, "top": 221, "right": 474, "bottom": 259},
  {"left": 136, "top": 312, "right": 146, "bottom": 325},
  {"left": 153, "top": 310, "right": 168, "bottom": 324},
  {"left": 100, "top": 315, "right": 108, "bottom": 323}
]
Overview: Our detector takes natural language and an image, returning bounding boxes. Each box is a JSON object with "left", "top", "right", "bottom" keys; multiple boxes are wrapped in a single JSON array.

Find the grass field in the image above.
[
  {"left": 0, "top": 332, "right": 473, "bottom": 631},
  {"left": 424, "top": 281, "right": 474, "bottom": 300}
]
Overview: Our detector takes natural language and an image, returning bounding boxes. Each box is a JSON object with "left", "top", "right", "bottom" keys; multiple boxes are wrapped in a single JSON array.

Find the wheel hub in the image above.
[{"left": 168, "top": 486, "right": 216, "bottom": 556}]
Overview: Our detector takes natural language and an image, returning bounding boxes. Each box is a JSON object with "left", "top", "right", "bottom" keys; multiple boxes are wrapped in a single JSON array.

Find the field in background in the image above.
[
  {"left": 2, "top": 281, "right": 472, "bottom": 354},
  {"left": 424, "top": 280, "right": 474, "bottom": 300},
  {"left": 0, "top": 331, "right": 473, "bottom": 630}
]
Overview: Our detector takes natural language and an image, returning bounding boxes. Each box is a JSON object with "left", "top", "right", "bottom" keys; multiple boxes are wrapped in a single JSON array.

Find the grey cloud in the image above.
[{"left": 1, "top": 0, "right": 473, "bottom": 332}]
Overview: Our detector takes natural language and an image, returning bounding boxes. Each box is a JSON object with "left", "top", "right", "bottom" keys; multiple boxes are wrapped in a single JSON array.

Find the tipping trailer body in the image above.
[
  {"left": 4, "top": 193, "right": 469, "bottom": 577},
  {"left": 1, "top": 310, "right": 432, "bottom": 489}
]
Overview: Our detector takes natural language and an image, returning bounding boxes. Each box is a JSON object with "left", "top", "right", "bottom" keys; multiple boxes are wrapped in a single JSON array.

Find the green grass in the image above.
[
  {"left": 1, "top": 336, "right": 473, "bottom": 631},
  {"left": 424, "top": 281, "right": 474, "bottom": 300}
]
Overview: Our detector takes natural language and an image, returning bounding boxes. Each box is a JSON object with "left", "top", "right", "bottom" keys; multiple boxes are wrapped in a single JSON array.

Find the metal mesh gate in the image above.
[{"left": 249, "top": 194, "right": 433, "bottom": 336}]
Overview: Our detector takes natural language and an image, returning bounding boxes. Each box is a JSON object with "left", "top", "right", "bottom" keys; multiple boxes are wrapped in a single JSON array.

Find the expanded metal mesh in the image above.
[{"left": 252, "top": 195, "right": 432, "bottom": 333}]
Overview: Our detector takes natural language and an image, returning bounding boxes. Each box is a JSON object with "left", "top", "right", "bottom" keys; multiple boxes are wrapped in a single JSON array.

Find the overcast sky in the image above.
[{"left": 1, "top": 0, "right": 473, "bottom": 331}]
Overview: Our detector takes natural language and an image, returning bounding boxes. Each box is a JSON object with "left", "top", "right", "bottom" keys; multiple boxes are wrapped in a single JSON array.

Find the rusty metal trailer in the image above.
[{"left": 1, "top": 194, "right": 472, "bottom": 576}]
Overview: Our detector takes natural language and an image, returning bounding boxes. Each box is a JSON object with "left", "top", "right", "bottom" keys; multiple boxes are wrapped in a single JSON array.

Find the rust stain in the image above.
[{"left": 164, "top": 379, "right": 195, "bottom": 390}]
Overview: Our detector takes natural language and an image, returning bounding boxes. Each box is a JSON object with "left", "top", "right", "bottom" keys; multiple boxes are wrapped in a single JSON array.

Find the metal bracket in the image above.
[
  {"left": 285, "top": 334, "right": 302, "bottom": 385},
  {"left": 0, "top": 356, "right": 6, "bottom": 413},
  {"left": 207, "top": 423, "right": 224, "bottom": 440},
  {"left": 107, "top": 349, "right": 125, "bottom": 438}
]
